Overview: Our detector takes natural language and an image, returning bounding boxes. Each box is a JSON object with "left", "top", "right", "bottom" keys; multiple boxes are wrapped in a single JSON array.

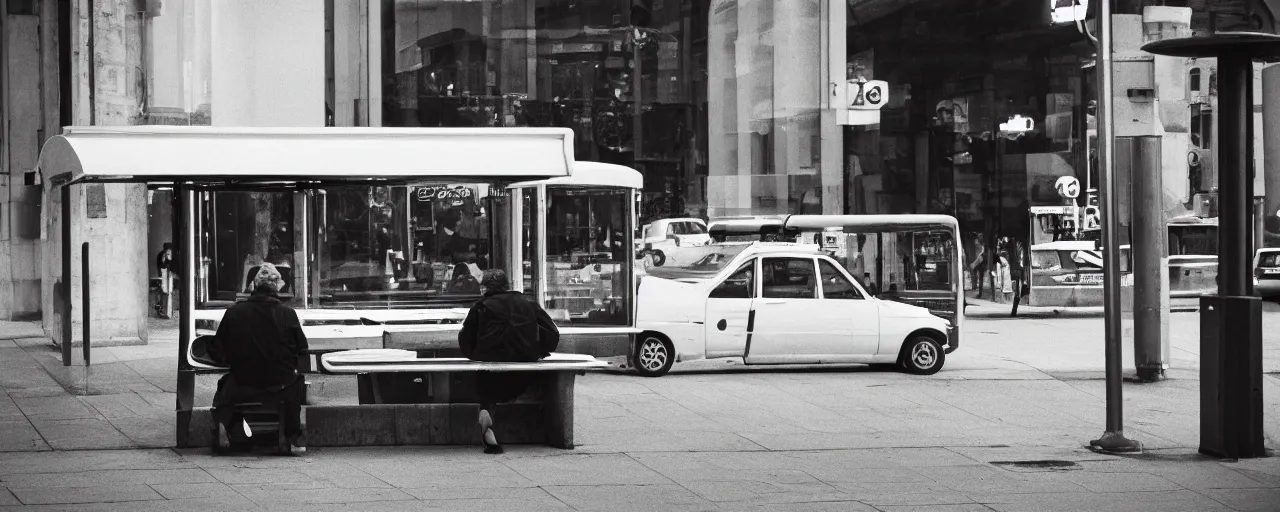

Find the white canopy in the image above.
[
  {"left": 37, "top": 126, "right": 576, "bottom": 185},
  {"left": 509, "top": 161, "right": 643, "bottom": 190}
]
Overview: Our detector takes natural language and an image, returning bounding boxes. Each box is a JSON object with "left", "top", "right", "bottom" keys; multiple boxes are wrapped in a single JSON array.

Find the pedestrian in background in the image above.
[{"left": 994, "top": 251, "right": 1013, "bottom": 303}]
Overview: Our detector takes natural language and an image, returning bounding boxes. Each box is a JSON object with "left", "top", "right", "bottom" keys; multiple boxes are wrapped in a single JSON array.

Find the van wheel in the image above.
[
  {"left": 650, "top": 250, "right": 667, "bottom": 267},
  {"left": 900, "top": 335, "right": 945, "bottom": 375},
  {"left": 635, "top": 335, "right": 674, "bottom": 377}
]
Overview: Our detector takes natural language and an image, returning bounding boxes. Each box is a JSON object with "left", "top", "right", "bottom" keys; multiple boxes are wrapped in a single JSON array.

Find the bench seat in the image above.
[
  {"left": 311, "top": 349, "right": 609, "bottom": 449},
  {"left": 320, "top": 349, "right": 610, "bottom": 373}
]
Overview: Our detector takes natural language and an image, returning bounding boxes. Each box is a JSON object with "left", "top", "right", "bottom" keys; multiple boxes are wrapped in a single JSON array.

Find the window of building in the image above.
[{"left": 380, "top": 0, "right": 705, "bottom": 219}]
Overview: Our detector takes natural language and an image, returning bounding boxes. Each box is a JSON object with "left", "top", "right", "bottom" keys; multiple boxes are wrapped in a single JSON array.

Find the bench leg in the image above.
[
  {"left": 545, "top": 372, "right": 575, "bottom": 449},
  {"left": 276, "top": 403, "right": 292, "bottom": 455}
]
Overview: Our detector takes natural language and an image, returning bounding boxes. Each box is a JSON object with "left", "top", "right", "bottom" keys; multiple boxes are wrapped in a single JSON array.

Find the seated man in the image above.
[
  {"left": 211, "top": 263, "right": 308, "bottom": 454},
  {"left": 458, "top": 269, "right": 560, "bottom": 454}
]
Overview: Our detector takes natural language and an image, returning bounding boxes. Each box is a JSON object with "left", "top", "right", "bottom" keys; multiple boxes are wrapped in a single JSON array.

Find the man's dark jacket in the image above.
[
  {"left": 458, "top": 290, "right": 559, "bottom": 362},
  {"left": 213, "top": 290, "right": 308, "bottom": 388}
]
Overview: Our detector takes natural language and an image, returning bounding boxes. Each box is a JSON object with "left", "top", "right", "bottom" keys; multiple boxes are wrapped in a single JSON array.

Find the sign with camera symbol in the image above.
[{"left": 848, "top": 80, "right": 889, "bottom": 110}]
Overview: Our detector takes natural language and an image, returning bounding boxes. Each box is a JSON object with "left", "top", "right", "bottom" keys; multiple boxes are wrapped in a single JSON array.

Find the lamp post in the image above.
[{"left": 1088, "top": 0, "right": 1142, "bottom": 454}]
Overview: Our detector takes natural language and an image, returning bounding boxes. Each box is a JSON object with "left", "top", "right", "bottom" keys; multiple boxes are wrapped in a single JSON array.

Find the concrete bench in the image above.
[{"left": 313, "top": 349, "right": 609, "bottom": 449}]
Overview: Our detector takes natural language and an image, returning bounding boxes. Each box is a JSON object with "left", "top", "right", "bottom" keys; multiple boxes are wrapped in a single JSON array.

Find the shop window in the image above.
[{"left": 544, "top": 188, "right": 631, "bottom": 326}]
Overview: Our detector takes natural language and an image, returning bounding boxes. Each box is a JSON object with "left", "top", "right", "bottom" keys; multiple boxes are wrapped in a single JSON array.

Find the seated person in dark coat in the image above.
[
  {"left": 458, "top": 269, "right": 560, "bottom": 454},
  {"left": 211, "top": 263, "right": 308, "bottom": 454}
]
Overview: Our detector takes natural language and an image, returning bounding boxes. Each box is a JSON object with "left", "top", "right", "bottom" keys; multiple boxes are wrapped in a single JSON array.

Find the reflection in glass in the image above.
[
  {"left": 203, "top": 192, "right": 296, "bottom": 303},
  {"left": 544, "top": 188, "right": 629, "bottom": 326},
  {"left": 308, "top": 183, "right": 494, "bottom": 309}
]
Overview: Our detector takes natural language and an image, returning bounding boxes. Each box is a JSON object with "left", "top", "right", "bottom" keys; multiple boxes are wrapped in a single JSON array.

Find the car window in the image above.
[
  {"left": 710, "top": 262, "right": 755, "bottom": 299},
  {"left": 670, "top": 222, "right": 707, "bottom": 235},
  {"left": 761, "top": 258, "right": 817, "bottom": 299},
  {"left": 1259, "top": 252, "right": 1280, "bottom": 268},
  {"left": 818, "top": 260, "right": 863, "bottom": 299}
]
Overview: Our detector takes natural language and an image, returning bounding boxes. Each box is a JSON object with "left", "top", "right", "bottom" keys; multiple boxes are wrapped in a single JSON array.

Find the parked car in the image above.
[
  {"left": 634, "top": 242, "right": 954, "bottom": 377},
  {"left": 639, "top": 218, "right": 712, "bottom": 267},
  {"left": 1256, "top": 248, "right": 1280, "bottom": 299}
]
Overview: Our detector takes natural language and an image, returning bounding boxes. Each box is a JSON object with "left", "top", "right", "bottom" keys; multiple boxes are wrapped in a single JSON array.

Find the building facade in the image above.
[{"left": 2, "top": 0, "right": 1278, "bottom": 341}]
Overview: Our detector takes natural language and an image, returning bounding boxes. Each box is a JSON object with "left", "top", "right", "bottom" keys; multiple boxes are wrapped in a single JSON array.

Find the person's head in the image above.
[
  {"left": 252, "top": 263, "right": 284, "bottom": 294},
  {"left": 162, "top": 243, "right": 172, "bottom": 256},
  {"left": 479, "top": 269, "right": 510, "bottom": 296}
]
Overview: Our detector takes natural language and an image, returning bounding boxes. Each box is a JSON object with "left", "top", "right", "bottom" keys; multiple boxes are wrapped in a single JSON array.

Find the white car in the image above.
[
  {"left": 1257, "top": 248, "right": 1280, "bottom": 298},
  {"left": 640, "top": 218, "right": 712, "bottom": 267},
  {"left": 634, "top": 243, "right": 954, "bottom": 377}
]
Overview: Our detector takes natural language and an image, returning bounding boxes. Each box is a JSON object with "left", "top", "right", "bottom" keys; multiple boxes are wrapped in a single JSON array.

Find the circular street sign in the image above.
[
  {"left": 865, "top": 85, "right": 882, "bottom": 105},
  {"left": 1055, "top": 176, "right": 1081, "bottom": 199}
]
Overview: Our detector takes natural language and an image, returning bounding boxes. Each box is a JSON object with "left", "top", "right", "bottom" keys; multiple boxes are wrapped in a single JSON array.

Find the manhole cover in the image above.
[{"left": 990, "top": 460, "right": 1082, "bottom": 472}]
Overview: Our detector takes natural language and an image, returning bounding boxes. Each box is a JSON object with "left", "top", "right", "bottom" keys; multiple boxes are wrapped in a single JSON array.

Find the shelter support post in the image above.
[
  {"left": 175, "top": 184, "right": 196, "bottom": 447},
  {"left": 61, "top": 184, "right": 72, "bottom": 367},
  {"left": 1201, "top": 53, "right": 1266, "bottom": 459},
  {"left": 1143, "top": 33, "right": 1280, "bottom": 459},
  {"left": 1131, "top": 136, "right": 1167, "bottom": 382},
  {"left": 1089, "top": 4, "right": 1142, "bottom": 454}
]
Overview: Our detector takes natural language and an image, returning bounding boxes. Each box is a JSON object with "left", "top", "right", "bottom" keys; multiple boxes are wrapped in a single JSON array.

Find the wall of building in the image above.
[
  {"left": 1, "top": 0, "right": 59, "bottom": 322},
  {"left": 706, "top": 0, "right": 836, "bottom": 218},
  {"left": 210, "top": 0, "right": 325, "bottom": 127},
  {"left": 41, "top": 0, "right": 149, "bottom": 346}
]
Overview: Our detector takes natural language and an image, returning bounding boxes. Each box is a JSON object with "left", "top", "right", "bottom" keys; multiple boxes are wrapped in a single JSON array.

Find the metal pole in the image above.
[
  {"left": 174, "top": 184, "right": 195, "bottom": 447},
  {"left": 61, "top": 185, "right": 72, "bottom": 367},
  {"left": 632, "top": 32, "right": 643, "bottom": 162},
  {"left": 1131, "top": 136, "right": 1166, "bottom": 382},
  {"left": 1219, "top": 54, "right": 1253, "bottom": 297},
  {"left": 82, "top": 242, "right": 90, "bottom": 366},
  {"left": 1090, "top": 0, "right": 1141, "bottom": 453}
]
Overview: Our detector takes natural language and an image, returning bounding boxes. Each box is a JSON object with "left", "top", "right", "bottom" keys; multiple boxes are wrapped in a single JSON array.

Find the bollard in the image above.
[
  {"left": 82, "top": 242, "right": 90, "bottom": 366},
  {"left": 61, "top": 185, "right": 72, "bottom": 367},
  {"left": 1131, "top": 136, "right": 1166, "bottom": 381}
]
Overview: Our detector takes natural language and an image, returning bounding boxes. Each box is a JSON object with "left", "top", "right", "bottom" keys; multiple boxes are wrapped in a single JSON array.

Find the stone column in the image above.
[{"left": 41, "top": 0, "right": 150, "bottom": 347}]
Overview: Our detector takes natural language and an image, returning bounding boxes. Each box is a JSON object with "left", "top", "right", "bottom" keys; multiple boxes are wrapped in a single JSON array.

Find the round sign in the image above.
[
  {"left": 1055, "top": 176, "right": 1081, "bottom": 199},
  {"left": 865, "top": 85, "right": 882, "bottom": 105}
]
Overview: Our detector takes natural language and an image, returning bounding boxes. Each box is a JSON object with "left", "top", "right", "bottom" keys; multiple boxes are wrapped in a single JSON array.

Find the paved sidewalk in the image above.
[{"left": 1, "top": 315, "right": 1279, "bottom": 511}]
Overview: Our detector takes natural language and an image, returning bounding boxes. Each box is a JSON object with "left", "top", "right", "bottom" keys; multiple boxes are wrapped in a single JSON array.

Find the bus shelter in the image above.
[
  {"left": 709, "top": 214, "right": 964, "bottom": 350},
  {"left": 37, "top": 126, "right": 640, "bottom": 446}
]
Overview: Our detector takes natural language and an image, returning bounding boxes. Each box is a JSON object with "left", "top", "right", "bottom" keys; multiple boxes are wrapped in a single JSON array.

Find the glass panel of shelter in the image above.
[
  {"left": 195, "top": 184, "right": 502, "bottom": 311},
  {"left": 193, "top": 183, "right": 634, "bottom": 326}
]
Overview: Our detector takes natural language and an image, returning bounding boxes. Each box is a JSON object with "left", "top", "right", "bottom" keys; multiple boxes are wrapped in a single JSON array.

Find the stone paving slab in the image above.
[{"left": 7, "top": 484, "right": 164, "bottom": 506}]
